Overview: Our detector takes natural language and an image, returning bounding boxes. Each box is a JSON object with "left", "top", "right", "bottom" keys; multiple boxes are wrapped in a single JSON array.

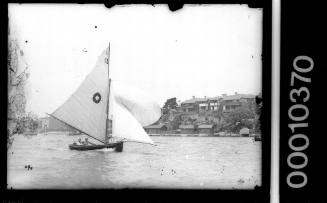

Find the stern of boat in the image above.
[{"left": 115, "top": 141, "right": 124, "bottom": 152}]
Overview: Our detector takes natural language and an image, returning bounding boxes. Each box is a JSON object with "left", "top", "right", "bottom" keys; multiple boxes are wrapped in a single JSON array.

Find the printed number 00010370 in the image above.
[{"left": 287, "top": 56, "right": 314, "bottom": 189}]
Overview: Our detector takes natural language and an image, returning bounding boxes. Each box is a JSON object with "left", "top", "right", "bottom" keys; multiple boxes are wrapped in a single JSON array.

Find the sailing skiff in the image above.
[
  {"left": 69, "top": 141, "right": 123, "bottom": 151},
  {"left": 49, "top": 44, "right": 161, "bottom": 151}
]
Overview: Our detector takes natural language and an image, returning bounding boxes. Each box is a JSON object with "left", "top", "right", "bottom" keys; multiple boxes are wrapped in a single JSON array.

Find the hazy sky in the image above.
[{"left": 9, "top": 4, "right": 262, "bottom": 117}]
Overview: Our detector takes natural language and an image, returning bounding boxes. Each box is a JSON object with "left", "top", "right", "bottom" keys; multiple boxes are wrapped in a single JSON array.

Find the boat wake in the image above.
[{"left": 96, "top": 148, "right": 115, "bottom": 152}]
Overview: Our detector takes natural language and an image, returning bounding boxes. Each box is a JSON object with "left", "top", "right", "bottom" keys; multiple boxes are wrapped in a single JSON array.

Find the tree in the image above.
[
  {"left": 24, "top": 112, "right": 40, "bottom": 131},
  {"left": 8, "top": 33, "right": 30, "bottom": 149},
  {"left": 162, "top": 97, "right": 178, "bottom": 115},
  {"left": 222, "top": 105, "right": 255, "bottom": 133},
  {"left": 254, "top": 94, "right": 263, "bottom": 133},
  {"left": 171, "top": 114, "right": 182, "bottom": 130}
]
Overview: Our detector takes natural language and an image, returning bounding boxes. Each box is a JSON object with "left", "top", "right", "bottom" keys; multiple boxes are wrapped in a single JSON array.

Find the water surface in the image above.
[{"left": 8, "top": 133, "right": 261, "bottom": 189}]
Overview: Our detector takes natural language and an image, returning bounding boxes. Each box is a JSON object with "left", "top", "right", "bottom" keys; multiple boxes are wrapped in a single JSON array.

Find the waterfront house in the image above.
[
  {"left": 180, "top": 93, "right": 256, "bottom": 113},
  {"left": 198, "top": 97, "right": 210, "bottom": 112},
  {"left": 240, "top": 127, "right": 250, "bottom": 136},
  {"left": 221, "top": 92, "right": 255, "bottom": 113},
  {"left": 180, "top": 97, "right": 201, "bottom": 113},
  {"left": 144, "top": 124, "right": 167, "bottom": 134},
  {"left": 207, "top": 96, "right": 221, "bottom": 111},
  {"left": 198, "top": 124, "right": 214, "bottom": 135},
  {"left": 179, "top": 124, "right": 195, "bottom": 134},
  {"left": 181, "top": 96, "right": 221, "bottom": 113}
]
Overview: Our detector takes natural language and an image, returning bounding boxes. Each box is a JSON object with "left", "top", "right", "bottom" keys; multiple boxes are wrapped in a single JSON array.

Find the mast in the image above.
[{"left": 104, "top": 43, "right": 111, "bottom": 144}]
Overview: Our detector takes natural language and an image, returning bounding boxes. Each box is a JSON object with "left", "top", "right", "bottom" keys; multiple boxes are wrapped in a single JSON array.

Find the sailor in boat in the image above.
[
  {"left": 87, "top": 138, "right": 96, "bottom": 145},
  {"left": 84, "top": 138, "right": 95, "bottom": 145}
]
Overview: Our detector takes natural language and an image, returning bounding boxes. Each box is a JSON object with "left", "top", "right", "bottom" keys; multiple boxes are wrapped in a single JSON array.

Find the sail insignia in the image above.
[{"left": 93, "top": 92, "right": 102, "bottom": 104}]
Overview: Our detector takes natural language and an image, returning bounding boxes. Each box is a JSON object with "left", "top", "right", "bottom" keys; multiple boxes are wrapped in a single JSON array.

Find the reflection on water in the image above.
[{"left": 7, "top": 133, "right": 261, "bottom": 189}]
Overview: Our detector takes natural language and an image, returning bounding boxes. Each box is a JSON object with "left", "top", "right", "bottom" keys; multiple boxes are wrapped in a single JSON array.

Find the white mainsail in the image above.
[{"left": 51, "top": 48, "right": 110, "bottom": 143}]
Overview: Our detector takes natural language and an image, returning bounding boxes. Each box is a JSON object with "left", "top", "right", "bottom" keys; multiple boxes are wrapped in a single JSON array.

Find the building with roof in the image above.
[
  {"left": 207, "top": 96, "right": 221, "bottom": 111},
  {"left": 144, "top": 124, "right": 168, "bottom": 134},
  {"left": 180, "top": 96, "right": 202, "bottom": 113},
  {"left": 198, "top": 124, "right": 214, "bottom": 135},
  {"left": 221, "top": 92, "right": 255, "bottom": 112},
  {"left": 181, "top": 96, "right": 222, "bottom": 113},
  {"left": 179, "top": 124, "right": 195, "bottom": 134},
  {"left": 179, "top": 93, "right": 256, "bottom": 114},
  {"left": 240, "top": 127, "right": 250, "bottom": 136}
]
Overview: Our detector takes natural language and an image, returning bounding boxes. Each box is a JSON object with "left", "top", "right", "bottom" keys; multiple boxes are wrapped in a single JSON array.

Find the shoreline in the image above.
[
  {"left": 18, "top": 132, "right": 260, "bottom": 138},
  {"left": 149, "top": 133, "right": 258, "bottom": 137}
]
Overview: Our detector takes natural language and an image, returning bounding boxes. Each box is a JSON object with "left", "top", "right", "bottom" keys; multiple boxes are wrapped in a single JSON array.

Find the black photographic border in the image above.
[
  {"left": 280, "top": 1, "right": 326, "bottom": 202},
  {"left": 0, "top": 1, "right": 272, "bottom": 202}
]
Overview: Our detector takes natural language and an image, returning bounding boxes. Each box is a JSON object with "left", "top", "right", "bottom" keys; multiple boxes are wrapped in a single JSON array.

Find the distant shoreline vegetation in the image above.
[{"left": 145, "top": 92, "right": 262, "bottom": 137}]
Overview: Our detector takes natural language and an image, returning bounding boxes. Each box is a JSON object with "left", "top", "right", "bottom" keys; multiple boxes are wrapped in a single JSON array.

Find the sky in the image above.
[{"left": 9, "top": 4, "right": 262, "bottom": 117}]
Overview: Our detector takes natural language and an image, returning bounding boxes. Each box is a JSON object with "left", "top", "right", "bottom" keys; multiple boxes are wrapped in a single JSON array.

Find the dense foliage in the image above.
[
  {"left": 221, "top": 105, "right": 255, "bottom": 133},
  {"left": 8, "top": 34, "right": 34, "bottom": 149},
  {"left": 162, "top": 97, "right": 178, "bottom": 115}
]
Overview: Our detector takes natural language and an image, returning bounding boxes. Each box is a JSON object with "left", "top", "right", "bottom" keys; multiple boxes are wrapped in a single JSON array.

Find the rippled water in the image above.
[{"left": 7, "top": 133, "right": 261, "bottom": 189}]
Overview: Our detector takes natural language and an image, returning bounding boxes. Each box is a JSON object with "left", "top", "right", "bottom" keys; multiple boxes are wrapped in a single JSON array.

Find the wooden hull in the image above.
[{"left": 69, "top": 141, "right": 123, "bottom": 152}]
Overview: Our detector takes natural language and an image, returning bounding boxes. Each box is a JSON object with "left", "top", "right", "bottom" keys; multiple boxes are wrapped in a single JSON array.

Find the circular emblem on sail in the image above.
[{"left": 92, "top": 92, "right": 101, "bottom": 103}]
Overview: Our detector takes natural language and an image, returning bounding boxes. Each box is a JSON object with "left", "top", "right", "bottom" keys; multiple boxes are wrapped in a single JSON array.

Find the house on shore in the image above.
[
  {"left": 144, "top": 124, "right": 167, "bottom": 134},
  {"left": 207, "top": 97, "right": 221, "bottom": 111},
  {"left": 198, "top": 124, "right": 214, "bottom": 135},
  {"left": 240, "top": 127, "right": 250, "bottom": 136},
  {"left": 180, "top": 96, "right": 222, "bottom": 113},
  {"left": 179, "top": 124, "right": 195, "bottom": 134},
  {"left": 180, "top": 92, "right": 257, "bottom": 114},
  {"left": 221, "top": 92, "right": 256, "bottom": 113},
  {"left": 180, "top": 97, "right": 201, "bottom": 113}
]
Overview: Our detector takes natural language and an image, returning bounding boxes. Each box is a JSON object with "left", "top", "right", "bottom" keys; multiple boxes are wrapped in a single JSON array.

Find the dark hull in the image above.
[{"left": 69, "top": 141, "right": 123, "bottom": 152}]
